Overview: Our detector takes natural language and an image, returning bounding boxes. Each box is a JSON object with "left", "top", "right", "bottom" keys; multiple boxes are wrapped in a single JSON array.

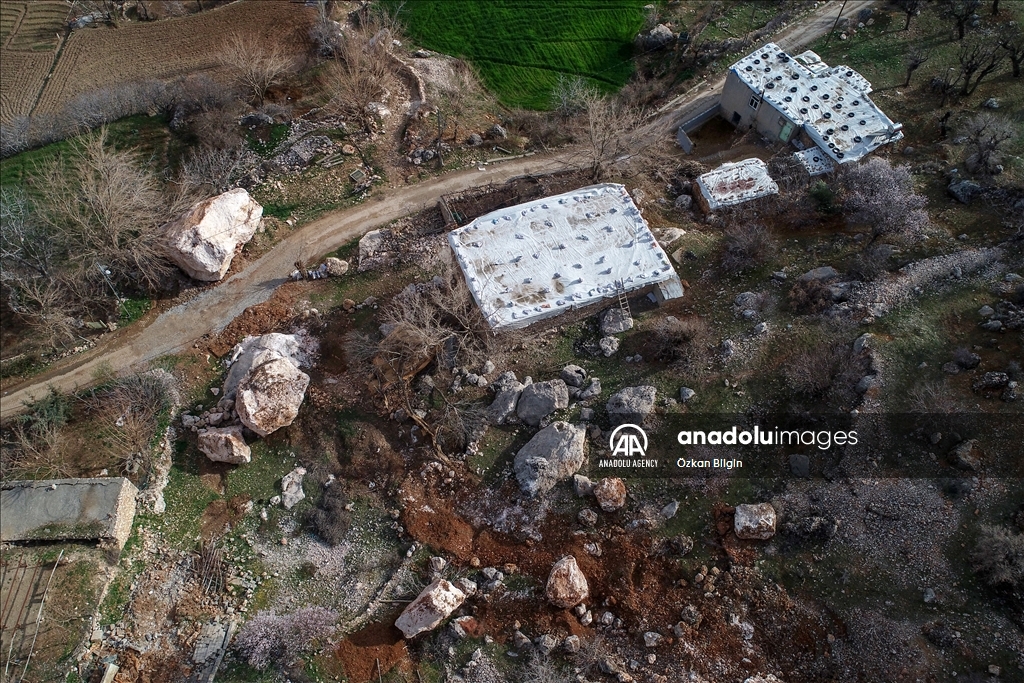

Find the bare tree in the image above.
[
  {"left": 323, "top": 15, "right": 400, "bottom": 134},
  {"left": 904, "top": 48, "right": 931, "bottom": 86},
  {"left": 957, "top": 40, "right": 1005, "bottom": 95},
  {"left": 931, "top": 65, "right": 964, "bottom": 106},
  {"left": 550, "top": 74, "right": 591, "bottom": 118},
  {"left": 218, "top": 33, "right": 294, "bottom": 106},
  {"left": 432, "top": 61, "right": 483, "bottom": 161},
  {"left": 942, "top": 0, "right": 981, "bottom": 41},
  {"left": 33, "top": 129, "right": 179, "bottom": 291},
  {"left": 94, "top": 372, "right": 174, "bottom": 476},
  {"left": 567, "top": 89, "right": 653, "bottom": 182},
  {"left": 0, "top": 390, "right": 73, "bottom": 480},
  {"left": 893, "top": 0, "right": 924, "bottom": 31},
  {"left": 0, "top": 188, "right": 53, "bottom": 279},
  {"left": 178, "top": 145, "right": 246, "bottom": 195},
  {"left": 998, "top": 24, "right": 1024, "bottom": 77},
  {"left": 840, "top": 157, "right": 930, "bottom": 244},
  {"left": 962, "top": 112, "right": 1016, "bottom": 174},
  {"left": 309, "top": 0, "right": 342, "bottom": 58},
  {"left": 6, "top": 278, "right": 80, "bottom": 350}
]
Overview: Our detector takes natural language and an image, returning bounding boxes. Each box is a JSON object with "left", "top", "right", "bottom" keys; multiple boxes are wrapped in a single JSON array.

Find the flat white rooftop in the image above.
[
  {"left": 696, "top": 158, "right": 779, "bottom": 210},
  {"left": 448, "top": 183, "right": 681, "bottom": 330},
  {"left": 793, "top": 147, "right": 835, "bottom": 176},
  {"left": 732, "top": 43, "right": 902, "bottom": 163}
]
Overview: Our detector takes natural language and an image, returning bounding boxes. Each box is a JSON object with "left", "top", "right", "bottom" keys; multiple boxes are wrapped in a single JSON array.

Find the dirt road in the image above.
[{"left": 0, "top": 0, "right": 875, "bottom": 418}]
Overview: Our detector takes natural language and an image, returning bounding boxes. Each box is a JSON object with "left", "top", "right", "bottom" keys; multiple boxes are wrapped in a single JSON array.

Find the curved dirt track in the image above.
[
  {"left": 0, "top": 154, "right": 566, "bottom": 416},
  {"left": 0, "top": 0, "right": 874, "bottom": 418}
]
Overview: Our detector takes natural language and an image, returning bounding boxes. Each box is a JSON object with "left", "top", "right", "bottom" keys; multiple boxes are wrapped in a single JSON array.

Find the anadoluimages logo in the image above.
[{"left": 608, "top": 423, "right": 648, "bottom": 458}]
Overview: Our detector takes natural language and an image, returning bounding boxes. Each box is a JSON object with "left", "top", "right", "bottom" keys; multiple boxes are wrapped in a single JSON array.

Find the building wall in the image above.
[{"left": 721, "top": 70, "right": 798, "bottom": 143}]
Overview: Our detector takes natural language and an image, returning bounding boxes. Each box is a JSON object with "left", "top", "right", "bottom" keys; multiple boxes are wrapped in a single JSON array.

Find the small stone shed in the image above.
[{"left": 694, "top": 158, "right": 779, "bottom": 213}]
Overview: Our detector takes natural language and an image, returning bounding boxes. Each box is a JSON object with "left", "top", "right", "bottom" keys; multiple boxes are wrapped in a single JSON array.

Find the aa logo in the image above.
[{"left": 608, "top": 424, "right": 648, "bottom": 458}]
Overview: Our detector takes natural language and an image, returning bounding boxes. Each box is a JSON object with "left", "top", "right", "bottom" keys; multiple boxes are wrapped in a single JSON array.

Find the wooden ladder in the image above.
[{"left": 614, "top": 280, "right": 631, "bottom": 319}]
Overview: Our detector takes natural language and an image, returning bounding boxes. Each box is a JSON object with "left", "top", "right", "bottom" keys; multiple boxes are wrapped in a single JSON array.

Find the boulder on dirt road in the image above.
[
  {"left": 734, "top": 503, "right": 777, "bottom": 540},
  {"left": 514, "top": 421, "right": 587, "bottom": 497},
  {"left": 164, "top": 188, "right": 263, "bottom": 281},
  {"left": 395, "top": 578, "right": 467, "bottom": 638},
  {"left": 516, "top": 380, "right": 569, "bottom": 426},
  {"left": 546, "top": 555, "right": 589, "bottom": 608},
  {"left": 606, "top": 386, "right": 657, "bottom": 426},
  {"left": 198, "top": 425, "right": 251, "bottom": 465},
  {"left": 236, "top": 357, "right": 310, "bottom": 437}
]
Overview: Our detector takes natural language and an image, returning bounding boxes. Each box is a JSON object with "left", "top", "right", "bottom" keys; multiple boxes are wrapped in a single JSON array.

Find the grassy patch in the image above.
[
  {"left": 390, "top": 0, "right": 647, "bottom": 109},
  {"left": 118, "top": 297, "right": 151, "bottom": 325}
]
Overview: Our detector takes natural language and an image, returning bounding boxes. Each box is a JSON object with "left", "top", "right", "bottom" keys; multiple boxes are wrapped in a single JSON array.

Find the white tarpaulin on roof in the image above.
[{"left": 448, "top": 183, "right": 682, "bottom": 330}]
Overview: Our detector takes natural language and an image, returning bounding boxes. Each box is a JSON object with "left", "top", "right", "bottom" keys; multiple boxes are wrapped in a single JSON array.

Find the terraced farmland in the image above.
[
  {"left": 0, "top": 1, "right": 68, "bottom": 124},
  {"left": 393, "top": 0, "right": 648, "bottom": 109}
]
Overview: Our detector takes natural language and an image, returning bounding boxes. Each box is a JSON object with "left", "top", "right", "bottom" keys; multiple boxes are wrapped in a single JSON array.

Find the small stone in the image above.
[
  {"left": 679, "top": 387, "right": 696, "bottom": 402},
  {"left": 643, "top": 632, "right": 663, "bottom": 647},
  {"left": 594, "top": 477, "right": 627, "bottom": 512},
  {"left": 599, "top": 336, "right": 620, "bottom": 356}
]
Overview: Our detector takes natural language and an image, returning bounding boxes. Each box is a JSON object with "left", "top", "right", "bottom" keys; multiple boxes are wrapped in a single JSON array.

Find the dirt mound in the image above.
[
  {"left": 336, "top": 621, "right": 410, "bottom": 683},
  {"left": 400, "top": 478, "right": 475, "bottom": 560}
]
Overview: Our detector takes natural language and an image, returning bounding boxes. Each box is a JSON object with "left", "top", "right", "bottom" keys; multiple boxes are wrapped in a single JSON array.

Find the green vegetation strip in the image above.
[{"left": 389, "top": 0, "right": 647, "bottom": 109}]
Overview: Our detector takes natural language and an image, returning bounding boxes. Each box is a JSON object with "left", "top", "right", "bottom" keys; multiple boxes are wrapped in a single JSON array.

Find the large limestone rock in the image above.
[
  {"left": 223, "top": 333, "right": 304, "bottom": 400},
  {"left": 395, "top": 578, "right": 466, "bottom": 638},
  {"left": 236, "top": 357, "right": 310, "bottom": 437},
  {"left": 164, "top": 188, "right": 263, "bottom": 281},
  {"left": 280, "top": 467, "right": 306, "bottom": 509},
  {"left": 198, "top": 426, "right": 251, "bottom": 465},
  {"left": 606, "top": 386, "right": 657, "bottom": 426},
  {"left": 513, "top": 421, "right": 586, "bottom": 497},
  {"left": 546, "top": 555, "right": 589, "bottom": 608},
  {"left": 600, "top": 308, "right": 634, "bottom": 335},
  {"left": 594, "top": 477, "right": 627, "bottom": 512},
  {"left": 516, "top": 380, "right": 569, "bottom": 426},
  {"left": 734, "top": 503, "right": 777, "bottom": 540},
  {"left": 486, "top": 381, "right": 524, "bottom": 425}
]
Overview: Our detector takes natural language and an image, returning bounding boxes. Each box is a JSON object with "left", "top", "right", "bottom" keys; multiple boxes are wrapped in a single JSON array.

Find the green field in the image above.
[{"left": 390, "top": 0, "right": 648, "bottom": 109}]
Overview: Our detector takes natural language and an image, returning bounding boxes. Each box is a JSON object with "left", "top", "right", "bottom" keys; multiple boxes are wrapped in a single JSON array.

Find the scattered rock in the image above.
[
  {"left": 280, "top": 467, "right": 306, "bottom": 509},
  {"left": 606, "top": 386, "right": 656, "bottom": 426},
  {"left": 978, "top": 305, "right": 995, "bottom": 317},
  {"left": 513, "top": 422, "right": 587, "bottom": 497},
  {"left": 734, "top": 503, "right": 777, "bottom": 540},
  {"left": 516, "top": 380, "right": 570, "bottom": 426},
  {"left": 578, "top": 509, "right": 598, "bottom": 527},
  {"left": 983, "top": 97, "right": 999, "bottom": 109},
  {"left": 594, "top": 477, "right": 627, "bottom": 512},
  {"left": 578, "top": 378, "right": 602, "bottom": 400},
  {"left": 599, "top": 336, "right": 621, "bottom": 356},
  {"left": 395, "top": 578, "right": 467, "bottom": 638},
  {"left": 798, "top": 266, "right": 839, "bottom": 283},
  {"left": 600, "top": 308, "right": 634, "bottom": 335},
  {"left": 358, "top": 230, "right": 386, "bottom": 266},
  {"left": 545, "top": 555, "right": 589, "bottom": 608},
  {"left": 973, "top": 372, "right": 1009, "bottom": 391},
  {"left": 236, "top": 356, "right": 310, "bottom": 437},
  {"left": 679, "top": 387, "right": 696, "bottom": 403},
  {"left": 488, "top": 124, "right": 507, "bottom": 140},
  {"left": 324, "top": 257, "right": 349, "bottom": 276},
  {"left": 164, "top": 188, "right": 263, "bottom": 281},
  {"left": 952, "top": 439, "right": 981, "bottom": 471},
  {"left": 486, "top": 380, "right": 525, "bottom": 425},
  {"left": 198, "top": 426, "right": 251, "bottom": 465},
  {"left": 660, "top": 500, "right": 679, "bottom": 519},
  {"left": 561, "top": 365, "right": 588, "bottom": 388},
  {"left": 573, "top": 474, "right": 595, "bottom": 497},
  {"left": 643, "top": 632, "right": 663, "bottom": 647},
  {"left": 853, "top": 333, "right": 874, "bottom": 354},
  {"left": 674, "top": 194, "right": 693, "bottom": 211},
  {"left": 466, "top": 133, "right": 483, "bottom": 146},
  {"left": 563, "top": 635, "right": 581, "bottom": 654},
  {"left": 947, "top": 179, "right": 981, "bottom": 204},
  {"left": 638, "top": 23, "right": 676, "bottom": 51}
]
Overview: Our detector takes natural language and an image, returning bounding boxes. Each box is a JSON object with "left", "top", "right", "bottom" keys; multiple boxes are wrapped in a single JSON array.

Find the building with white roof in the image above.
[
  {"left": 694, "top": 158, "right": 779, "bottom": 212},
  {"left": 447, "top": 183, "right": 684, "bottom": 331},
  {"left": 719, "top": 43, "right": 902, "bottom": 173}
]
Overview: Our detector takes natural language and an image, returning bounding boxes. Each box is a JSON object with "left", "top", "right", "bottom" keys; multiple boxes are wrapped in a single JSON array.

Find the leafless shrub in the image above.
[
  {"left": 521, "top": 656, "right": 573, "bottom": 683},
  {"left": 93, "top": 373, "right": 173, "bottom": 476},
  {"left": 233, "top": 607, "right": 338, "bottom": 670},
  {"left": 650, "top": 315, "right": 712, "bottom": 365},
  {"left": 961, "top": 112, "right": 1016, "bottom": 175},
  {"left": 0, "top": 390, "right": 73, "bottom": 480},
  {"left": 782, "top": 338, "right": 864, "bottom": 408},
  {"left": 178, "top": 145, "right": 245, "bottom": 195},
  {"left": 720, "top": 222, "right": 776, "bottom": 273},
  {"left": 972, "top": 524, "right": 1024, "bottom": 589},
  {"left": 5, "top": 278, "right": 80, "bottom": 350},
  {"left": 219, "top": 33, "right": 295, "bottom": 106},
  {"left": 309, "top": 0, "right": 342, "bottom": 58},
  {"left": 907, "top": 380, "right": 963, "bottom": 414},
  {"left": 846, "top": 244, "right": 893, "bottom": 282},
  {"left": 322, "top": 12, "right": 401, "bottom": 134},
  {"left": 550, "top": 74, "right": 591, "bottom": 118},
  {"left": 33, "top": 128, "right": 181, "bottom": 291},
  {"left": 787, "top": 279, "right": 833, "bottom": 314},
  {"left": 307, "top": 484, "right": 351, "bottom": 546}
]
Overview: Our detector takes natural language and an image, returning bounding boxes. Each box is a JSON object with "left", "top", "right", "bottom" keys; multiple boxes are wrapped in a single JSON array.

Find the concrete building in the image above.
[
  {"left": 719, "top": 42, "right": 902, "bottom": 174},
  {"left": 448, "top": 183, "right": 684, "bottom": 330},
  {"left": 1, "top": 477, "right": 138, "bottom": 549},
  {"left": 694, "top": 158, "right": 779, "bottom": 212}
]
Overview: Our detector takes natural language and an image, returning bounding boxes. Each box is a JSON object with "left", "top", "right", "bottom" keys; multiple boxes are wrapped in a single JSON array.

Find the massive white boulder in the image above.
[
  {"left": 198, "top": 425, "right": 251, "bottom": 464},
  {"left": 546, "top": 555, "right": 589, "bottom": 608},
  {"left": 395, "top": 578, "right": 466, "bottom": 638},
  {"left": 223, "top": 333, "right": 304, "bottom": 399},
  {"left": 236, "top": 358, "right": 310, "bottom": 437},
  {"left": 164, "top": 188, "right": 263, "bottom": 281}
]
